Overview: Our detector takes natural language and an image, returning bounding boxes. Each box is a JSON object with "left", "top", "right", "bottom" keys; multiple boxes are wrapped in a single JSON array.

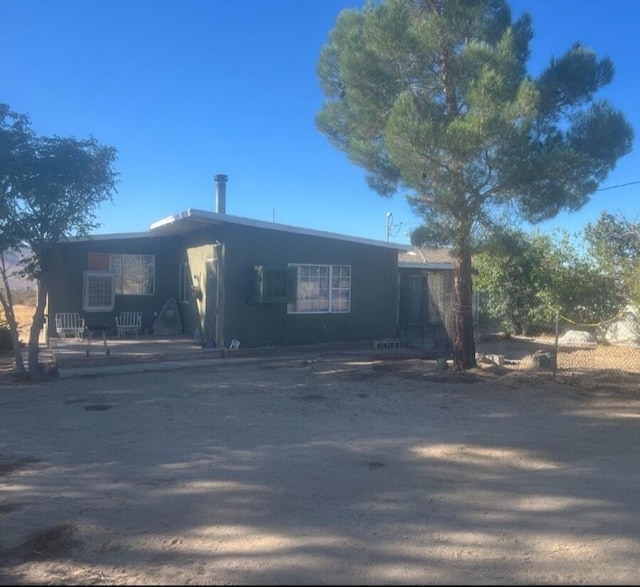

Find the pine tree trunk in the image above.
[{"left": 452, "top": 248, "right": 476, "bottom": 371}]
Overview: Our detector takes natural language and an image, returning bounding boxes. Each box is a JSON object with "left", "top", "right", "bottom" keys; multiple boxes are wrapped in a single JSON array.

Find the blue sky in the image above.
[{"left": 2, "top": 0, "right": 639, "bottom": 244}]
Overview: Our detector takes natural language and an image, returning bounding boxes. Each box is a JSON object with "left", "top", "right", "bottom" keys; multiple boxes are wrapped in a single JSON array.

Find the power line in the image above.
[{"left": 596, "top": 180, "right": 640, "bottom": 192}]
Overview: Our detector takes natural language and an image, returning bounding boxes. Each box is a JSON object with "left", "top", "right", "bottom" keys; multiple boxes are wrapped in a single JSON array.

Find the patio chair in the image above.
[{"left": 115, "top": 311, "right": 142, "bottom": 338}]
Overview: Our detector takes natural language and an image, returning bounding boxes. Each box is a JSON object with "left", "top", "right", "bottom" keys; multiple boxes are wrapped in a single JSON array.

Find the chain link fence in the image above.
[{"left": 475, "top": 307, "right": 640, "bottom": 389}]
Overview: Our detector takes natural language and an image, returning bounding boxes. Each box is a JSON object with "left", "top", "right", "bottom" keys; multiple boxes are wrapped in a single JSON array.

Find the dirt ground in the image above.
[{"left": 1, "top": 346, "right": 640, "bottom": 585}]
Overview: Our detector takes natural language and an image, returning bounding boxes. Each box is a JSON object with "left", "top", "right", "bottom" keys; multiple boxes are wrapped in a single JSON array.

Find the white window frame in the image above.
[
  {"left": 109, "top": 254, "right": 155, "bottom": 296},
  {"left": 82, "top": 271, "right": 116, "bottom": 312},
  {"left": 287, "top": 264, "right": 351, "bottom": 314}
]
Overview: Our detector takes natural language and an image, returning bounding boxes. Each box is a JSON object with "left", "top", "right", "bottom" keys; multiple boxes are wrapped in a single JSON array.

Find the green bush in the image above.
[{"left": 475, "top": 228, "right": 627, "bottom": 335}]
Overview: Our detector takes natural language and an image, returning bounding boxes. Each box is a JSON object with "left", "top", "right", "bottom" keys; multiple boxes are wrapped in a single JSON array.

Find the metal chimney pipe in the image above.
[{"left": 214, "top": 174, "right": 228, "bottom": 214}]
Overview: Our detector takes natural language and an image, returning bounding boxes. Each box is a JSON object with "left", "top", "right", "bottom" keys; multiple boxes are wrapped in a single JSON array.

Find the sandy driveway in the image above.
[{"left": 1, "top": 352, "right": 640, "bottom": 585}]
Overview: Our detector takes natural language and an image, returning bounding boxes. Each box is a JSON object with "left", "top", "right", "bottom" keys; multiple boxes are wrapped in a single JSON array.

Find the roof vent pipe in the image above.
[{"left": 214, "top": 173, "right": 228, "bottom": 214}]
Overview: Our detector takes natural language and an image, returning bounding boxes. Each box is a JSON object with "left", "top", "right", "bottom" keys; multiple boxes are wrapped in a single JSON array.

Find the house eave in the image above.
[
  {"left": 398, "top": 262, "right": 455, "bottom": 270},
  {"left": 59, "top": 231, "right": 160, "bottom": 243},
  {"left": 150, "top": 208, "right": 413, "bottom": 251}
]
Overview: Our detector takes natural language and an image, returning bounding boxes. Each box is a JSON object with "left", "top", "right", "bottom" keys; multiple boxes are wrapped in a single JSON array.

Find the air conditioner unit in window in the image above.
[{"left": 253, "top": 266, "right": 297, "bottom": 303}]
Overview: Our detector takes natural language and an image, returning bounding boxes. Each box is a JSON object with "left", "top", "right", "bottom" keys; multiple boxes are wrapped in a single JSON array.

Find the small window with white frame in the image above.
[
  {"left": 83, "top": 271, "right": 115, "bottom": 312},
  {"left": 287, "top": 264, "right": 351, "bottom": 314}
]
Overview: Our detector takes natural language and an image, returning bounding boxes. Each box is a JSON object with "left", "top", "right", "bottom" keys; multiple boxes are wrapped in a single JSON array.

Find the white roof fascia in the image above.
[
  {"left": 149, "top": 209, "right": 206, "bottom": 230},
  {"left": 399, "top": 262, "right": 455, "bottom": 270},
  {"left": 60, "top": 231, "right": 158, "bottom": 242},
  {"left": 150, "top": 208, "right": 413, "bottom": 251}
]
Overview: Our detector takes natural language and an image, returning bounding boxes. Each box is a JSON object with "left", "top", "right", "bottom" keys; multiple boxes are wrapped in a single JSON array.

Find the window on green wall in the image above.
[
  {"left": 83, "top": 271, "right": 115, "bottom": 312},
  {"left": 110, "top": 254, "right": 155, "bottom": 295},
  {"left": 287, "top": 264, "right": 351, "bottom": 314},
  {"left": 88, "top": 253, "right": 155, "bottom": 296}
]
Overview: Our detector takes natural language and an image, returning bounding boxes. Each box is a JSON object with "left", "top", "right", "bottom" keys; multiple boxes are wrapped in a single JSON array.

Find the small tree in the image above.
[
  {"left": 0, "top": 104, "right": 118, "bottom": 377},
  {"left": 316, "top": 0, "right": 633, "bottom": 369},
  {"left": 584, "top": 211, "right": 640, "bottom": 307},
  {"left": 475, "top": 227, "right": 626, "bottom": 334},
  {"left": 0, "top": 106, "right": 35, "bottom": 373},
  {"left": 474, "top": 228, "right": 550, "bottom": 335}
]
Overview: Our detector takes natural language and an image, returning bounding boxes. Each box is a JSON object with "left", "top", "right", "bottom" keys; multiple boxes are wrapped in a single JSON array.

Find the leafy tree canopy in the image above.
[
  {"left": 475, "top": 227, "right": 626, "bottom": 336},
  {"left": 316, "top": 0, "right": 633, "bottom": 369},
  {"left": 0, "top": 103, "right": 118, "bottom": 376},
  {"left": 584, "top": 211, "right": 640, "bottom": 306}
]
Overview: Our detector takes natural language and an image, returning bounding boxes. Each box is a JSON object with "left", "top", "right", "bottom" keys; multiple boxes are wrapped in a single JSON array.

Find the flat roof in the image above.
[
  {"left": 59, "top": 209, "right": 413, "bottom": 251},
  {"left": 149, "top": 208, "right": 412, "bottom": 251}
]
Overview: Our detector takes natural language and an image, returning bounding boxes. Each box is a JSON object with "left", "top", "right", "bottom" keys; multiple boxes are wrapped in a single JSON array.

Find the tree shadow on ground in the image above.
[{"left": 1, "top": 356, "right": 640, "bottom": 584}]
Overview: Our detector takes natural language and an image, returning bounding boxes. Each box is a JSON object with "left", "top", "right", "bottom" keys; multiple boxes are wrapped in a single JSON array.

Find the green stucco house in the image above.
[{"left": 46, "top": 175, "right": 411, "bottom": 349}]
